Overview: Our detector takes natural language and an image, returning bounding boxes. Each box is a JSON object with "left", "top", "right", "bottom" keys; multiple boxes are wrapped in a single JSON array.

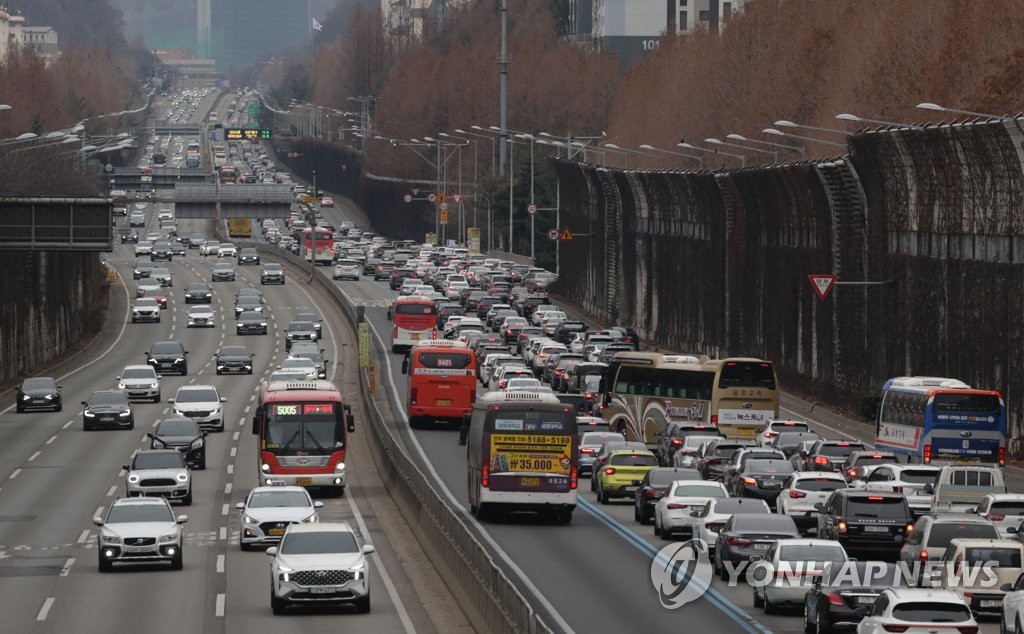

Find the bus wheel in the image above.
[
  {"left": 476, "top": 504, "right": 490, "bottom": 522},
  {"left": 409, "top": 417, "right": 419, "bottom": 429},
  {"left": 557, "top": 509, "right": 573, "bottom": 525}
]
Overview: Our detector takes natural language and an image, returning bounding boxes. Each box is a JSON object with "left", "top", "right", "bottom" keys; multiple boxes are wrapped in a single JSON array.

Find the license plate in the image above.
[
  {"left": 956, "top": 459, "right": 975, "bottom": 465},
  {"left": 863, "top": 526, "right": 889, "bottom": 533},
  {"left": 521, "top": 477, "right": 539, "bottom": 487},
  {"left": 123, "top": 546, "right": 151, "bottom": 553},
  {"left": 981, "top": 599, "right": 1001, "bottom": 608},
  {"left": 856, "top": 596, "right": 876, "bottom": 605},
  {"left": 268, "top": 528, "right": 286, "bottom": 536},
  {"left": 410, "top": 333, "right": 420, "bottom": 340},
  {"left": 625, "top": 486, "right": 638, "bottom": 492},
  {"left": 435, "top": 399, "right": 452, "bottom": 406},
  {"left": 295, "top": 478, "right": 313, "bottom": 486},
  {"left": 763, "top": 481, "right": 782, "bottom": 488},
  {"left": 310, "top": 586, "right": 336, "bottom": 594},
  {"left": 735, "top": 428, "right": 755, "bottom": 437},
  {"left": 752, "top": 543, "right": 770, "bottom": 550}
]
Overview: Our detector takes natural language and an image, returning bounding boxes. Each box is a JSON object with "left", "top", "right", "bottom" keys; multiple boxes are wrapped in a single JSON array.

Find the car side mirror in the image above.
[
  {"left": 145, "top": 432, "right": 153, "bottom": 439},
  {"left": 314, "top": 501, "right": 325, "bottom": 509},
  {"left": 92, "top": 516, "right": 104, "bottom": 526},
  {"left": 81, "top": 401, "right": 87, "bottom": 406},
  {"left": 362, "top": 544, "right": 376, "bottom": 555},
  {"left": 220, "top": 396, "right": 227, "bottom": 402},
  {"left": 167, "top": 399, "right": 174, "bottom": 404},
  {"left": 922, "top": 483, "right": 934, "bottom": 495},
  {"left": 799, "top": 451, "right": 808, "bottom": 458},
  {"left": 235, "top": 502, "right": 245, "bottom": 510},
  {"left": 813, "top": 502, "right": 824, "bottom": 511},
  {"left": 265, "top": 546, "right": 277, "bottom": 556},
  {"left": 122, "top": 464, "right": 130, "bottom": 471},
  {"left": 1009, "top": 526, "right": 1019, "bottom": 534}
]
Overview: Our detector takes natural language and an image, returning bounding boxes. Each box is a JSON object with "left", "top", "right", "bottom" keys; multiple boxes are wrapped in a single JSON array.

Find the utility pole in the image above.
[{"left": 498, "top": 0, "right": 509, "bottom": 176}]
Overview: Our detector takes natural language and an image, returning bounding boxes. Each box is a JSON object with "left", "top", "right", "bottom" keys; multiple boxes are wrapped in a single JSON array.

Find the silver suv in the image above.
[
  {"left": 267, "top": 522, "right": 375, "bottom": 614},
  {"left": 93, "top": 496, "right": 188, "bottom": 571},
  {"left": 124, "top": 450, "right": 192, "bottom": 505}
]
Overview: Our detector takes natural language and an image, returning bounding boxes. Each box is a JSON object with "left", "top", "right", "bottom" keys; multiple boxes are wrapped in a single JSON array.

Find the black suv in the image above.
[
  {"left": 183, "top": 282, "right": 212, "bottom": 304},
  {"left": 82, "top": 389, "right": 134, "bottom": 430},
  {"left": 260, "top": 263, "right": 285, "bottom": 285},
  {"left": 554, "top": 321, "right": 587, "bottom": 344},
  {"left": 237, "top": 248, "right": 260, "bottom": 265},
  {"left": 146, "top": 340, "right": 189, "bottom": 375},
  {"left": 284, "top": 321, "right": 318, "bottom": 350},
  {"left": 147, "top": 417, "right": 207, "bottom": 469},
  {"left": 16, "top": 376, "right": 62, "bottom": 412},
  {"left": 815, "top": 489, "right": 914, "bottom": 558}
]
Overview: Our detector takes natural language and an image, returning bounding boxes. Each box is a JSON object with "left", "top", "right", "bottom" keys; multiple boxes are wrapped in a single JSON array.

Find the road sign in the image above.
[
  {"left": 412, "top": 188, "right": 420, "bottom": 196},
  {"left": 439, "top": 202, "right": 448, "bottom": 211},
  {"left": 808, "top": 274, "right": 837, "bottom": 301},
  {"left": 425, "top": 232, "right": 437, "bottom": 245},
  {"left": 559, "top": 227, "right": 574, "bottom": 241},
  {"left": 527, "top": 203, "right": 538, "bottom": 215},
  {"left": 428, "top": 193, "right": 437, "bottom": 203},
  {"left": 467, "top": 228, "right": 481, "bottom": 254},
  {"left": 452, "top": 193, "right": 463, "bottom": 204},
  {"left": 546, "top": 228, "right": 559, "bottom": 241},
  {"left": 440, "top": 210, "right": 449, "bottom": 223},
  {"left": 436, "top": 192, "right": 447, "bottom": 204},
  {"left": 403, "top": 194, "right": 412, "bottom": 203}
]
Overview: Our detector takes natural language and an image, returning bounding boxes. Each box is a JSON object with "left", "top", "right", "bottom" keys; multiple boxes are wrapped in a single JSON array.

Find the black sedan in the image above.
[
  {"left": 634, "top": 467, "right": 701, "bottom": 525},
  {"left": 147, "top": 417, "right": 207, "bottom": 469},
  {"left": 236, "top": 310, "right": 268, "bottom": 335},
  {"left": 713, "top": 513, "right": 800, "bottom": 581},
  {"left": 16, "top": 376, "right": 62, "bottom": 412},
  {"left": 211, "top": 262, "right": 236, "bottom": 282},
  {"left": 184, "top": 282, "right": 213, "bottom": 304},
  {"left": 215, "top": 345, "right": 254, "bottom": 375},
  {"left": 132, "top": 261, "right": 156, "bottom": 280},
  {"left": 82, "top": 389, "right": 134, "bottom": 431},
  {"left": 730, "top": 458, "right": 795, "bottom": 506},
  {"left": 120, "top": 231, "right": 139, "bottom": 244},
  {"left": 803, "top": 561, "right": 910, "bottom": 633},
  {"left": 237, "top": 248, "right": 260, "bottom": 265}
]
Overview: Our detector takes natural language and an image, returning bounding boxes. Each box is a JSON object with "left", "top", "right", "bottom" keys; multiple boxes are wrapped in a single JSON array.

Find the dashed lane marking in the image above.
[
  {"left": 27, "top": 451, "right": 40, "bottom": 462},
  {"left": 8, "top": 469, "right": 21, "bottom": 480},
  {"left": 36, "top": 597, "right": 54, "bottom": 621}
]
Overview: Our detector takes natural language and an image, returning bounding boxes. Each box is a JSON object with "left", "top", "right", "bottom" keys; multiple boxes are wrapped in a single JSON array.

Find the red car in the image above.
[{"left": 141, "top": 288, "right": 168, "bottom": 309}]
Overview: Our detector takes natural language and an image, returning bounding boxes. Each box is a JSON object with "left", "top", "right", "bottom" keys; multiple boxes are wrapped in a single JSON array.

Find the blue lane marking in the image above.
[{"left": 578, "top": 497, "right": 773, "bottom": 634}]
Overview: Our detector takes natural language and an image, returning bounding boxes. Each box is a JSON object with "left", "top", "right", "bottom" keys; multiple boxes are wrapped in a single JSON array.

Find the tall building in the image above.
[
  {"left": 381, "top": 0, "right": 469, "bottom": 45},
  {"left": 22, "top": 26, "right": 59, "bottom": 66},
  {"left": 209, "top": 0, "right": 310, "bottom": 70},
  {"left": 0, "top": 10, "right": 24, "bottom": 63}
]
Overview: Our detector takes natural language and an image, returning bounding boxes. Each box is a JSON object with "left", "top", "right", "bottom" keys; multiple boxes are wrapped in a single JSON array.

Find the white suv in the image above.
[
  {"left": 94, "top": 496, "right": 187, "bottom": 572},
  {"left": 169, "top": 385, "right": 226, "bottom": 432}
]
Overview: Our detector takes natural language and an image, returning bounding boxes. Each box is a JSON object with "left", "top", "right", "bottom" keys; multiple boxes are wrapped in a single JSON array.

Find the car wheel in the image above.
[
  {"left": 216, "top": 369, "right": 222, "bottom": 375},
  {"left": 661, "top": 525, "right": 673, "bottom": 541},
  {"left": 752, "top": 587, "right": 764, "bottom": 609},
  {"left": 55, "top": 403, "right": 62, "bottom": 412},
  {"left": 197, "top": 457, "right": 206, "bottom": 470},
  {"left": 816, "top": 607, "right": 831, "bottom": 634},
  {"left": 354, "top": 592, "right": 371, "bottom": 614},
  {"left": 1015, "top": 615, "right": 1023, "bottom": 634},
  {"left": 170, "top": 548, "right": 183, "bottom": 571},
  {"left": 763, "top": 593, "right": 776, "bottom": 615},
  {"left": 597, "top": 489, "right": 607, "bottom": 505},
  {"left": 634, "top": 505, "right": 641, "bottom": 522},
  {"left": 153, "top": 393, "right": 161, "bottom": 404},
  {"left": 271, "top": 587, "right": 286, "bottom": 615},
  {"left": 718, "top": 558, "right": 729, "bottom": 581},
  {"left": 182, "top": 490, "right": 193, "bottom": 506},
  {"left": 181, "top": 364, "right": 188, "bottom": 375},
  {"left": 98, "top": 553, "right": 113, "bottom": 573}
]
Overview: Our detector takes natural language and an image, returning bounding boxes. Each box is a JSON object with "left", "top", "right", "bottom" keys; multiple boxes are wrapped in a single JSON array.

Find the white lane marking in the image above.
[
  {"left": 219, "top": 526, "right": 227, "bottom": 540},
  {"left": 216, "top": 554, "right": 225, "bottom": 573},
  {"left": 60, "top": 558, "right": 75, "bottom": 577},
  {"left": 237, "top": 417, "right": 245, "bottom": 427},
  {"left": 140, "top": 434, "right": 149, "bottom": 444},
  {"left": 117, "top": 468, "right": 126, "bottom": 477},
  {"left": 232, "top": 431, "right": 240, "bottom": 441},
  {"left": 76, "top": 530, "right": 90, "bottom": 544},
  {"left": 243, "top": 405, "right": 251, "bottom": 414},
  {"left": 230, "top": 446, "right": 237, "bottom": 457},
  {"left": 215, "top": 593, "right": 225, "bottom": 617},
  {"left": 8, "top": 469, "right": 21, "bottom": 480},
  {"left": 248, "top": 394, "right": 255, "bottom": 402},
  {"left": 152, "top": 420, "right": 159, "bottom": 427},
  {"left": 62, "top": 421, "right": 73, "bottom": 430},
  {"left": 226, "top": 464, "right": 233, "bottom": 475},
  {"left": 221, "top": 503, "right": 229, "bottom": 515},
  {"left": 27, "top": 451, "right": 40, "bottom": 462},
  {"left": 36, "top": 597, "right": 55, "bottom": 621},
  {"left": 344, "top": 286, "right": 575, "bottom": 634},
  {"left": 46, "top": 435, "right": 57, "bottom": 445},
  {"left": 106, "top": 485, "right": 117, "bottom": 497},
  {"left": 224, "top": 482, "right": 232, "bottom": 495},
  {"left": 780, "top": 404, "right": 874, "bottom": 446},
  {"left": 345, "top": 491, "right": 416, "bottom": 633}
]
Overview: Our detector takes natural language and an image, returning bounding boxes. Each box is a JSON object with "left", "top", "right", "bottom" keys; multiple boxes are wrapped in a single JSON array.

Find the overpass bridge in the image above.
[{"left": 162, "top": 183, "right": 293, "bottom": 218}]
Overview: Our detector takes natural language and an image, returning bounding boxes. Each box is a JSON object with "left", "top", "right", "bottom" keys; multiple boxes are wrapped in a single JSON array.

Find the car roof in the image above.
[
  {"left": 111, "top": 496, "right": 170, "bottom": 507},
  {"left": 249, "top": 485, "right": 309, "bottom": 495},
  {"left": 947, "top": 538, "right": 1023, "bottom": 548},
  {"left": 283, "top": 521, "right": 355, "bottom": 535}
]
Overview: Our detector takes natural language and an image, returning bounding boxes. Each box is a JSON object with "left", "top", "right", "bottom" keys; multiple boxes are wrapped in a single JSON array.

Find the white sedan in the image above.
[
  {"left": 654, "top": 480, "right": 729, "bottom": 540},
  {"left": 187, "top": 305, "right": 215, "bottom": 328},
  {"left": 279, "top": 357, "right": 318, "bottom": 379},
  {"left": 236, "top": 485, "right": 324, "bottom": 550},
  {"left": 217, "top": 243, "right": 237, "bottom": 258}
]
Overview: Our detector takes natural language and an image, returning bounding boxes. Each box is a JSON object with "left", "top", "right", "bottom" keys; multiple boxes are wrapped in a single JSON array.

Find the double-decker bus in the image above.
[
  {"left": 459, "top": 391, "right": 578, "bottom": 524},
  {"left": 301, "top": 227, "right": 334, "bottom": 266},
  {"left": 599, "top": 352, "right": 713, "bottom": 446},
  {"left": 401, "top": 339, "right": 477, "bottom": 428},
  {"left": 251, "top": 380, "right": 355, "bottom": 493},
  {"left": 874, "top": 376, "right": 1007, "bottom": 467},
  {"left": 702, "top": 357, "right": 780, "bottom": 439},
  {"left": 390, "top": 296, "right": 438, "bottom": 353}
]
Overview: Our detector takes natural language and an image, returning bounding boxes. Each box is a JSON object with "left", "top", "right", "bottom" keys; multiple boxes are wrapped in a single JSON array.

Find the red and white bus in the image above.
[
  {"left": 390, "top": 296, "right": 438, "bottom": 353},
  {"left": 301, "top": 227, "right": 334, "bottom": 266},
  {"left": 401, "top": 340, "right": 477, "bottom": 428},
  {"left": 252, "top": 380, "right": 355, "bottom": 493}
]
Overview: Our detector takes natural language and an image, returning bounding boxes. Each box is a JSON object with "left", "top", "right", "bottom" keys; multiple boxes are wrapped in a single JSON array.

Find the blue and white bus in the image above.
[{"left": 874, "top": 376, "right": 1006, "bottom": 467}]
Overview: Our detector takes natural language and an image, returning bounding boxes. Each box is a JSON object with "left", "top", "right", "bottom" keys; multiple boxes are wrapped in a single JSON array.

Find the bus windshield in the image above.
[
  {"left": 933, "top": 393, "right": 1001, "bottom": 415},
  {"left": 263, "top": 402, "right": 342, "bottom": 455},
  {"left": 416, "top": 352, "right": 473, "bottom": 369},
  {"left": 395, "top": 303, "right": 437, "bottom": 316}
]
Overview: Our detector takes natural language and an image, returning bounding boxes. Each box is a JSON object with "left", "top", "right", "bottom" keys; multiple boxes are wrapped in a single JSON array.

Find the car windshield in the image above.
[
  {"left": 157, "top": 420, "right": 198, "bottom": 436},
  {"left": 581, "top": 433, "right": 624, "bottom": 447},
  {"left": 187, "top": 284, "right": 208, "bottom": 291},
  {"left": 150, "top": 342, "right": 182, "bottom": 355},
  {"left": 280, "top": 531, "right": 358, "bottom": 555},
  {"left": 671, "top": 484, "right": 726, "bottom": 498},
  {"left": 282, "top": 359, "right": 314, "bottom": 369},
  {"left": 136, "top": 299, "right": 158, "bottom": 306},
  {"left": 819, "top": 444, "right": 863, "bottom": 457},
  {"left": 214, "top": 264, "right": 233, "bottom": 270},
  {"left": 220, "top": 347, "right": 249, "bottom": 356},
  {"left": 133, "top": 453, "right": 184, "bottom": 469},
  {"left": 189, "top": 307, "right": 213, "bottom": 314},
  {"left": 289, "top": 321, "right": 314, "bottom": 331},
  {"left": 22, "top": 378, "right": 55, "bottom": 390},
  {"left": 270, "top": 371, "right": 307, "bottom": 382},
  {"left": 264, "top": 264, "right": 283, "bottom": 271},
  {"left": 899, "top": 469, "right": 939, "bottom": 484},
  {"left": 238, "top": 297, "right": 260, "bottom": 305},
  {"left": 90, "top": 392, "right": 126, "bottom": 405},
  {"left": 890, "top": 602, "right": 972, "bottom": 623},
  {"left": 713, "top": 499, "right": 769, "bottom": 514},
  {"left": 928, "top": 523, "right": 999, "bottom": 548},
  {"left": 845, "top": 497, "right": 907, "bottom": 519},
  {"left": 248, "top": 491, "right": 311, "bottom": 509},
  {"left": 778, "top": 544, "right": 847, "bottom": 563},
  {"left": 239, "top": 312, "right": 263, "bottom": 321},
  {"left": 176, "top": 389, "right": 218, "bottom": 403},
  {"left": 106, "top": 504, "right": 173, "bottom": 524},
  {"left": 745, "top": 460, "right": 794, "bottom": 474},
  {"left": 733, "top": 515, "right": 798, "bottom": 532},
  {"left": 854, "top": 456, "right": 897, "bottom": 466},
  {"left": 121, "top": 368, "right": 155, "bottom": 379}
]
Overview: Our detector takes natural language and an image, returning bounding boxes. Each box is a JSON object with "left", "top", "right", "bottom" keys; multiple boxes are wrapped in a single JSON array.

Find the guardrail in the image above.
[{"left": 215, "top": 223, "right": 555, "bottom": 634}]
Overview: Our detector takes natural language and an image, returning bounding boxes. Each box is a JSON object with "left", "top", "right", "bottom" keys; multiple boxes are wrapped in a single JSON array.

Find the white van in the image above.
[{"left": 928, "top": 465, "right": 1006, "bottom": 514}]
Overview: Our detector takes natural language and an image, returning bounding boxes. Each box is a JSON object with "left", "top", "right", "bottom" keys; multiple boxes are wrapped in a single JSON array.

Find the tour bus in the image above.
[
  {"left": 459, "top": 391, "right": 578, "bottom": 524},
  {"left": 874, "top": 376, "right": 1007, "bottom": 467},
  {"left": 701, "top": 357, "right": 781, "bottom": 439},
  {"left": 251, "top": 380, "right": 355, "bottom": 494},
  {"left": 389, "top": 295, "right": 438, "bottom": 353},
  {"left": 599, "top": 352, "right": 713, "bottom": 446},
  {"left": 401, "top": 339, "right": 477, "bottom": 428},
  {"left": 301, "top": 227, "right": 335, "bottom": 266}
]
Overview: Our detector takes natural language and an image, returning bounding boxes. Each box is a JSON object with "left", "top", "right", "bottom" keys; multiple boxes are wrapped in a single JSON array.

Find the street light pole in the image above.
[{"left": 507, "top": 138, "right": 514, "bottom": 252}]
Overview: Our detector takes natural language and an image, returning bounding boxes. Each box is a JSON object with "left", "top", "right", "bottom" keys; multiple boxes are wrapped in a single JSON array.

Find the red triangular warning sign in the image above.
[{"left": 808, "top": 274, "right": 837, "bottom": 301}]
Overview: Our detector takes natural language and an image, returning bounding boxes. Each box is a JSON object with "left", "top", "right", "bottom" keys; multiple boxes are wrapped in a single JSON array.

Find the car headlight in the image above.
[
  {"left": 301, "top": 514, "right": 317, "bottom": 523},
  {"left": 185, "top": 294, "right": 192, "bottom": 297},
  {"left": 120, "top": 408, "right": 132, "bottom": 417},
  {"left": 278, "top": 567, "right": 292, "bottom": 582},
  {"left": 21, "top": 394, "right": 30, "bottom": 400},
  {"left": 151, "top": 439, "right": 165, "bottom": 448},
  {"left": 84, "top": 411, "right": 96, "bottom": 417},
  {"left": 158, "top": 533, "right": 177, "bottom": 543},
  {"left": 101, "top": 534, "right": 122, "bottom": 545},
  {"left": 128, "top": 474, "right": 140, "bottom": 483},
  {"left": 210, "top": 407, "right": 221, "bottom": 415},
  {"left": 150, "top": 383, "right": 158, "bottom": 389},
  {"left": 334, "top": 462, "right": 346, "bottom": 473},
  {"left": 351, "top": 561, "right": 366, "bottom": 579},
  {"left": 174, "top": 358, "right": 184, "bottom": 363},
  {"left": 176, "top": 473, "right": 189, "bottom": 482},
  {"left": 260, "top": 463, "right": 271, "bottom": 473},
  {"left": 260, "top": 322, "right": 267, "bottom": 327},
  {"left": 191, "top": 438, "right": 204, "bottom": 449},
  {"left": 117, "top": 383, "right": 126, "bottom": 389},
  {"left": 43, "top": 394, "right": 54, "bottom": 400}
]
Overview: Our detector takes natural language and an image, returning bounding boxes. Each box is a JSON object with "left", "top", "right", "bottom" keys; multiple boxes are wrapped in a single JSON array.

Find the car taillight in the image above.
[
  {"left": 923, "top": 443, "right": 932, "bottom": 464},
  {"left": 1000, "top": 446, "right": 1007, "bottom": 467},
  {"left": 711, "top": 414, "right": 718, "bottom": 426},
  {"left": 741, "top": 477, "right": 756, "bottom": 485},
  {"left": 671, "top": 439, "right": 682, "bottom": 446},
  {"left": 643, "top": 489, "right": 656, "bottom": 498},
  {"left": 905, "top": 523, "right": 914, "bottom": 533},
  {"left": 482, "top": 464, "right": 489, "bottom": 488},
  {"left": 987, "top": 513, "right": 1006, "bottom": 521},
  {"left": 726, "top": 537, "right": 750, "bottom": 546},
  {"left": 919, "top": 550, "right": 928, "bottom": 560},
  {"left": 824, "top": 592, "right": 844, "bottom": 606},
  {"left": 580, "top": 448, "right": 595, "bottom": 454},
  {"left": 666, "top": 503, "right": 688, "bottom": 510},
  {"left": 432, "top": 328, "right": 438, "bottom": 338},
  {"left": 410, "top": 388, "right": 418, "bottom": 405},
  {"left": 957, "top": 627, "right": 979, "bottom": 634},
  {"left": 570, "top": 467, "right": 577, "bottom": 490},
  {"left": 837, "top": 521, "right": 847, "bottom": 534},
  {"left": 604, "top": 467, "right": 615, "bottom": 475},
  {"left": 814, "top": 456, "right": 829, "bottom": 466},
  {"left": 764, "top": 431, "right": 777, "bottom": 438},
  {"left": 393, "top": 326, "right": 398, "bottom": 338},
  {"left": 848, "top": 469, "right": 858, "bottom": 478},
  {"left": 881, "top": 625, "right": 909, "bottom": 633},
  {"left": 789, "top": 490, "right": 806, "bottom": 499}
]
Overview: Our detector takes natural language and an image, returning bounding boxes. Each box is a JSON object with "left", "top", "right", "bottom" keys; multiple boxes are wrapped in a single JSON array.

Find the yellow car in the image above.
[{"left": 595, "top": 448, "right": 658, "bottom": 504}]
